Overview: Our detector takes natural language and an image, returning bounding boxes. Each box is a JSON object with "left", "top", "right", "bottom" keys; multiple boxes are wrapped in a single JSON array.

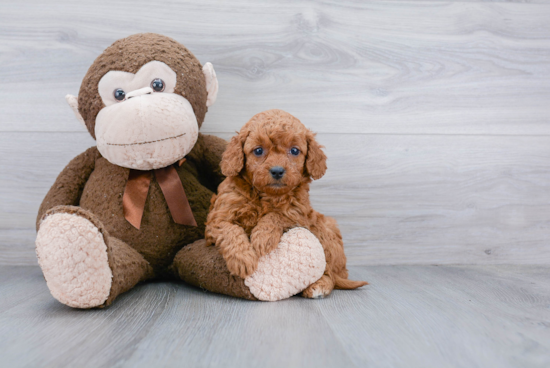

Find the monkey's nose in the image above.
[
  {"left": 126, "top": 87, "right": 153, "bottom": 100},
  {"left": 270, "top": 166, "right": 285, "bottom": 180}
]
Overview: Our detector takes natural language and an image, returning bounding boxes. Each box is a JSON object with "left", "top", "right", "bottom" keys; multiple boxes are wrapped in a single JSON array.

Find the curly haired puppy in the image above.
[{"left": 205, "top": 109, "right": 367, "bottom": 298}]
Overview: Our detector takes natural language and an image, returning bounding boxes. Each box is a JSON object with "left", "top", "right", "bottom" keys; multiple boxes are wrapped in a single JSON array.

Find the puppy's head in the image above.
[{"left": 221, "top": 109, "right": 327, "bottom": 195}]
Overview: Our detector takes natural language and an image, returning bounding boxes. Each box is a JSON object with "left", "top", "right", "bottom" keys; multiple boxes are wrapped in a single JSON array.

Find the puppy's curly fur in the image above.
[{"left": 205, "top": 109, "right": 367, "bottom": 298}]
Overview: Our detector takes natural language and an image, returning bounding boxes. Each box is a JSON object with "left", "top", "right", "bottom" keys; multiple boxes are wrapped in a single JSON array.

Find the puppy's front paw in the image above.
[
  {"left": 225, "top": 248, "right": 259, "bottom": 279},
  {"left": 302, "top": 276, "right": 334, "bottom": 299},
  {"left": 250, "top": 229, "right": 280, "bottom": 257}
]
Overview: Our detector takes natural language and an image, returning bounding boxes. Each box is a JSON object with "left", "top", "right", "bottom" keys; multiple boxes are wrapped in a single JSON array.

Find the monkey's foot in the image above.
[
  {"left": 36, "top": 206, "right": 112, "bottom": 308},
  {"left": 245, "top": 227, "right": 326, "bottom": 301}
]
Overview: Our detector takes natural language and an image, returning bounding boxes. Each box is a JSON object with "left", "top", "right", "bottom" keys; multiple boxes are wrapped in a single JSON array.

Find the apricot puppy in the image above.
[{"left": 206, "top": 109, "right": 367, "bottom": 298}]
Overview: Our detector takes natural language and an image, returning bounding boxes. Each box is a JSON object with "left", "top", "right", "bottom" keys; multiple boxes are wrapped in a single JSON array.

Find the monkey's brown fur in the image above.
[{"left": 205, "top": 109, "right": 367, "bottom": 298}]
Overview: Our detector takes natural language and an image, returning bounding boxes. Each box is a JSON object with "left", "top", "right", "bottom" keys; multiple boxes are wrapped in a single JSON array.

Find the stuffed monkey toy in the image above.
[{"left": 36, "top": 33, "right": 327, "bottom": 308}]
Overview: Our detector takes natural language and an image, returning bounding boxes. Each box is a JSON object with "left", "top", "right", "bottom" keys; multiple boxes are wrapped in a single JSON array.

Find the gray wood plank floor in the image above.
[{"left": 1, "top": 265, "right": 549, "bottom": 368}]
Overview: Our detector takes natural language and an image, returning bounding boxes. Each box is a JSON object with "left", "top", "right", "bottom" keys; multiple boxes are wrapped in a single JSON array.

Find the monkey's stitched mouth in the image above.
[{"left": 105, "top": 133, "right": 186, "bottom": 147}]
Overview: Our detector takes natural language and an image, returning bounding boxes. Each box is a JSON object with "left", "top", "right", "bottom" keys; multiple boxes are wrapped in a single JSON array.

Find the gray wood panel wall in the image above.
[{"left": 1, "top": 0, "right": 549, "bottom": 265}]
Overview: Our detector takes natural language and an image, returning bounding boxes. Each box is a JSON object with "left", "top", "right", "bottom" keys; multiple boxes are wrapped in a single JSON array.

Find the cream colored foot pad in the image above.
[{"left": 36, "top": 213, "right": 112, "bottom": 308}]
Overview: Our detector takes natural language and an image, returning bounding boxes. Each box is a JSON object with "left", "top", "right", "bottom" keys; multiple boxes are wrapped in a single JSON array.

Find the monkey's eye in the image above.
[
  {"left": 290, "top": 147, "right": 300, "bottom": 156},
  {"left": 113, "top": 89, "right": 126, "bottom": 101},
  {"left": 253, "top": 147, "right": 264, "bottom": 157},
  {"left": 151, "top": 78, "right": 165, "bottom": 92}
]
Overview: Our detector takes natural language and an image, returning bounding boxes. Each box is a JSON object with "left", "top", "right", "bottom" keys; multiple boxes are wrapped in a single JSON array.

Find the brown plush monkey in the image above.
[
  {"left": 35, "top": 33, "right": 238, "bottom": 308},
  {"left": 37, "top": 34, "right": 329, "bottom": 308}
]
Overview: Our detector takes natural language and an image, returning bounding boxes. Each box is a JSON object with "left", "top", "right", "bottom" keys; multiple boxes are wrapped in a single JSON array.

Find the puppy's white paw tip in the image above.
[{"left": 311, "top": 289, "right": 327, "bottom": 299}]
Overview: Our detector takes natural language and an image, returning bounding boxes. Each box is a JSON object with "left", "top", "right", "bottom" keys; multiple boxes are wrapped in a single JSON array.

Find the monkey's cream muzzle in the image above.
[
  {"left": 65, "top": 60, "right": 218, "bottom": 170},
  {"left": 95, "top": 92, "right": 199, "bottom": 170}
]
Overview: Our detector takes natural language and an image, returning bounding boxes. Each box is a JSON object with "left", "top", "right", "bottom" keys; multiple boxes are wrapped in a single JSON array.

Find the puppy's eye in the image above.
[
  {"left": 290, "top": 147, "right": 300, "bottom": 156},
  {"left": 113, "top": 88, "right": 126, "bottom": 101},
  {"left": 151, "top": 78, "right": 165, "bottom": 92},
  {"left": 253, "top": 147, "right": 264, "bottom": 156}
]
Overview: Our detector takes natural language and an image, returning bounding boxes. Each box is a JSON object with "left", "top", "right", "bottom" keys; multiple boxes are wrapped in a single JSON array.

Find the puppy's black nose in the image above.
[{"left": 270, "top": 166, "right": 285, "bottom": 180}]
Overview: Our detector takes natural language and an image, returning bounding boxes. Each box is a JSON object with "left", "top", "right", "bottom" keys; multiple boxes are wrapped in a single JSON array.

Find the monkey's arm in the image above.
[
  {"left": 193, "top": 133, "right": 227, "bottom": 193},
  {"left": 36, "top": 146, "right": 101, "bottom": 230}
]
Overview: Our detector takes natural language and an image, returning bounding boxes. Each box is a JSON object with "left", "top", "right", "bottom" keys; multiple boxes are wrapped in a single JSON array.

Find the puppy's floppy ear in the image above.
[
  {"left": 221, "top": 133, "right": 246, "bottom": 177},
  {"left": 305, "top": 130, "right": 327, "bottom": 180}
]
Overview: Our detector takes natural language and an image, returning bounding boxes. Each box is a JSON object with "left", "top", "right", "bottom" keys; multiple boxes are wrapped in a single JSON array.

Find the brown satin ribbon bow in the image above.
[{"left": 122, "top": 159, "right": 197, "bottom": 229}]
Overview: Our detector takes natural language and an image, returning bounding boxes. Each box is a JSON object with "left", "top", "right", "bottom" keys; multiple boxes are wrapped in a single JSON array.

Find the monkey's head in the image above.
[{"left": 67, "top": 33, "right": 218, "bottom": 170}]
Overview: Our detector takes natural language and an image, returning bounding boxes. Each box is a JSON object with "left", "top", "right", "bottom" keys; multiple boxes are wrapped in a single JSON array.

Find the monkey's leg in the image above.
[
  {"left": 169, "top": 239, "right": 258, "bottom": 301},
  {"left": 36, "top": 206, "right": 154, "bottom": 308},
  {"left": 171, "top": 228, "right": 326, "bottom": 301}
]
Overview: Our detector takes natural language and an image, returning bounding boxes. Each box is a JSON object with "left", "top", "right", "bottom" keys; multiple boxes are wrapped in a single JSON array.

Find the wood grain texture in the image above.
[
  {"left": 2, "top": 132, "right": 549, "bottom": 265},
  {"left": 1, "top": 0, "right": 550, "bottom": 266},
  {"left": 0, "top": 265, "right": 549, "bottom": 368},
  {"left": 0, "top": 1, "right": 549, "bottom": 135}
]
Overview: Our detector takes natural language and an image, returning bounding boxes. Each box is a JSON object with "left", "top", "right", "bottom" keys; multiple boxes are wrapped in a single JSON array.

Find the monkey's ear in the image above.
[
  {"left": 202, "top": 62, "right": 218, "bottom": 107},
  {"left": 65, "top": 94, "right": 87, "bottom": 129},
  {"left": 220, "top": 134, "right": 245, "bottom": 177}
]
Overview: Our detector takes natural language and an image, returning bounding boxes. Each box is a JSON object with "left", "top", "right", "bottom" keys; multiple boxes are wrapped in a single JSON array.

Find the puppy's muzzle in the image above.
[{"left": 270, "top": 166, "right": 285, "bottom": 180}]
